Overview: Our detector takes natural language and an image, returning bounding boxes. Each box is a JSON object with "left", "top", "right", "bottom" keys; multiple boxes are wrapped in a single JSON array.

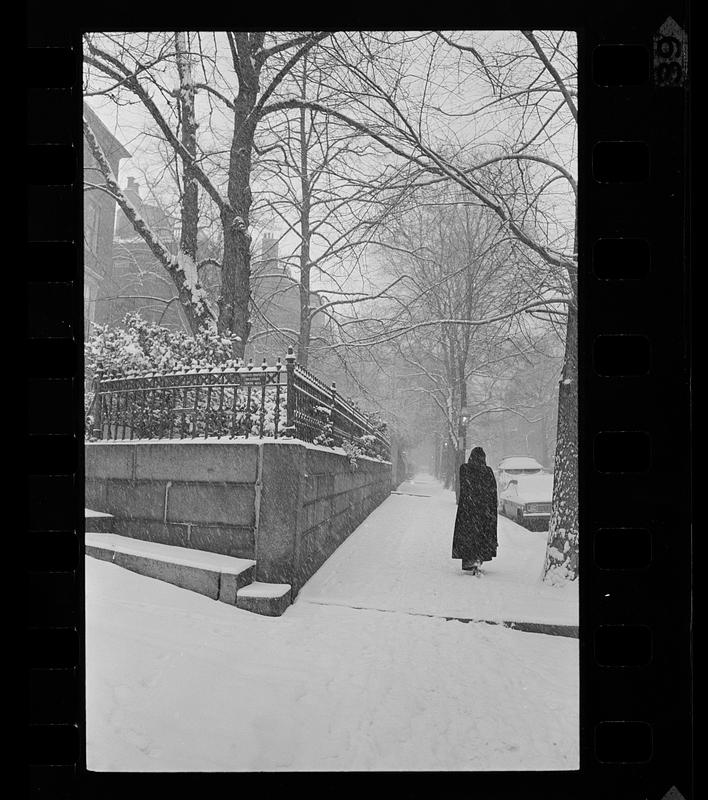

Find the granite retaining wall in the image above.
[{"left": 85, "top": 440, "right": 392, "bottom": 597}]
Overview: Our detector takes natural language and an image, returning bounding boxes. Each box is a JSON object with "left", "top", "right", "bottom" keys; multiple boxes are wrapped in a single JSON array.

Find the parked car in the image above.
[
  {"left": 496, "top": 455, "right": 546, "bottom": 504},
  {"left": 499, "top": 472, "right": 554, "bottom": 530}
]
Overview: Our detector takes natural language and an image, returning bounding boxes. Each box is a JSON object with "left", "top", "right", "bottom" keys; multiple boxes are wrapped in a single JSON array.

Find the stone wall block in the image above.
[
  {"left": 315, "top": 473, "right": 335, "bottom": 499},
  {"left": 333, "top": 472, "right": 354, "bottom": 495},
  {"left": 111, "top": 518, "right": 189, "bottom": 547},
  {"left": 303, "top": 474, "right": 317, "bottom": 503},
  {"left": 85, "top": 443, "right": 135, "bottom": 480},
  {"left": 134, "top": 442, "right": 258, "bottom": 483},
  {"left": 189, "top": 525, "right": 255, "bottom": 559},
  {"left": 333, "top": 492, "right": 351, "bottom": 515},
  {"left": 105, "top": 480, "right": 166, "bottom": 520},
  {"left": 301, "top": 501, "right": 317, "bottom": 532},
  {"left": 166, "top": 482, "right": 255, "bottom": 527},
  {"left": 85, "top": 479, "right": 108, "bottom": 512},
  {"left": 256, "top": 442, "right": 304, "bottom": 584},
  {"left": 314, "top": 498, "right": 331, "bottom": 527}
]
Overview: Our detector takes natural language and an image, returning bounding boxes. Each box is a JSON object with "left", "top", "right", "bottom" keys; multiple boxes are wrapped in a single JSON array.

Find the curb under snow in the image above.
[{"left": 301, "top": 600, "right": 577, "bottom": 638}]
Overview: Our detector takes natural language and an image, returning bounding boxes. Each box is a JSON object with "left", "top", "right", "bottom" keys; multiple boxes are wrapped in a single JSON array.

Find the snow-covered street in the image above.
[{"left": 86, "top": 475, "right": 579, "bottom": 772}]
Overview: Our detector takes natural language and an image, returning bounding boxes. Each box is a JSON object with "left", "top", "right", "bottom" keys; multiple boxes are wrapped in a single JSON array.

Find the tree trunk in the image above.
[
  {"left": 175, "top": 31, "right": 201, "bottom": 336},
  {"left": 219, "top": 67, "right": 257, "bottom": 356},
  {"left": 297, "top": 65, "right": 312, "bottom": 367},
  {"left": 455, "top": 369, "right": 468, "bottom": 502},
  {"left": 542, "top": 302, "right": 578, "bottom": 583},
  {"left": 175, "top": 32, "right": 198, "bottom": 264},
  {"left": 219, "top": 208, "right": 252, "bottom": 357},
  {"left": 443, "top": 439, "right": 455, "bottom": 490}
]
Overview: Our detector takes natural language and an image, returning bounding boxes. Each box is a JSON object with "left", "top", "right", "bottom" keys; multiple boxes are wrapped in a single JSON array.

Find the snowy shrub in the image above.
[
  {"left": 85, "top": 314, "right": 292, "bottom": 440},
  {"left": 355, "top": 433, "right": 380, "bottom": 460},
  {"left": 341, "top": 438, "right": 364, "bottom": 469},
  {"left": 85, "top": 315, "right": 388, "bottom": 449},
  {"left": 340, "top": 402, "right": 388, "bottom": 460},
  {"left": 85, "top": 313, "right": 234, "bottom": 378},
  {"left": 312, "top": 404, "right": 335, "bottom": 447}
]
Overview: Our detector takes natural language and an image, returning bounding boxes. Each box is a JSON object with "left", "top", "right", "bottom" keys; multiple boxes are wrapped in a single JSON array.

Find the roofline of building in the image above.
[{"left": 83, "top": 102, "right": 132, "bottom": 161}]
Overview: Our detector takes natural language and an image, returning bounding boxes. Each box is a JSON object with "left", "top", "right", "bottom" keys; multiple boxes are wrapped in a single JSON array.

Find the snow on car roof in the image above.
[{"left": 497, "top": 456, "right": 544, "bottom": 470}]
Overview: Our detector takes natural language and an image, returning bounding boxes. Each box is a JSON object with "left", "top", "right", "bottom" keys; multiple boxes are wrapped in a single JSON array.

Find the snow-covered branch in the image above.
[{"left": 83, "top": 114, "right": 214, "bottom": 333}]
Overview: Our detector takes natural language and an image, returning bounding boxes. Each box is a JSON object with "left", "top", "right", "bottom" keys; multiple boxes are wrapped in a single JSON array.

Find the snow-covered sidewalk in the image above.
[
  {"left": 86, "top": 557, "right": 578, "bottom": 771},
  {"left": 298, "top": 474, "right": 578, "bottom": 627},
  {"left": 86, "top": 474, "right": 579, "bottom": 771}
]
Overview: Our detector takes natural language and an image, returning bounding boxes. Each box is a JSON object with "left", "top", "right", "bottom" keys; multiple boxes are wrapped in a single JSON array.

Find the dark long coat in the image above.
[{"left": 452, "top": 451, "right": 498, "bottom": 563}]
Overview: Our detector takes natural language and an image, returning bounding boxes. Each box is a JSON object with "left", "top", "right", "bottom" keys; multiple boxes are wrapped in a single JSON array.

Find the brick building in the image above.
[
  {"left": 110, "top": 177, "right": 186, "bottom": 330},
  {"left": 83, "top": 104, "right": 130, "bottom": 339},
  {"left": 84, "top": 105, "right": 327, "bottom": 363},
  {"left": 246, "top": 232, "right": 327, "bottom": 367}
]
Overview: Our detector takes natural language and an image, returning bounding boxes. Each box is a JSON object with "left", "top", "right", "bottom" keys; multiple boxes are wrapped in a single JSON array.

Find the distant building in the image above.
[
  {"left": 84, "top": 114, "right": 327, "bottom": 359},
  {"left": 83, "top": 104, "right": 130, "bottom": 339},
  {"left": 246, "top": 232, "right": 327, "bottom": 366},
  {"left": 83, "top": 108, "right": 187, "bottom": 334},
  {"left": 115, "top": 177, "right": 176, "bottom": 242},
  {"left": 110, "top": 177, "right": 187, "bottom": 330}
]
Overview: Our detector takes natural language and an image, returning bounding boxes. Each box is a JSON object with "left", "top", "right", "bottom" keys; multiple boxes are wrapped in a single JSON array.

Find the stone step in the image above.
[
  {"left": 85, "top": 532, "right": 256, "bottom": 606},
  {"left": 92, "top": 517, "right": 255, "bottom": 561},
  {"left": 236, "top": 582, "right": 292, "bottom": 617},
  {"left": 85, "top": 508, "right": 114, "bottom": 533}
]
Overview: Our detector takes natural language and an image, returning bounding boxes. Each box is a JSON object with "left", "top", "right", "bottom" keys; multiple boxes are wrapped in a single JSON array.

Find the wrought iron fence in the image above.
[{"left": 85, "top": 347, "right": 390, "bottom": 460}]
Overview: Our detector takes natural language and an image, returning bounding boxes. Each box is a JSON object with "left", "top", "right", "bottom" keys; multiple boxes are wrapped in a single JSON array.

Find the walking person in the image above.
[{"left": 452, "top": 446, "right": 498, "bottom": 574}]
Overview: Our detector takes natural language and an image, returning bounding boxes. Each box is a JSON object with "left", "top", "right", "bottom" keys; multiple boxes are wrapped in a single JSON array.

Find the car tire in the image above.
[{"left": 516, "top": 509, "right": 524, "bottom": 527}]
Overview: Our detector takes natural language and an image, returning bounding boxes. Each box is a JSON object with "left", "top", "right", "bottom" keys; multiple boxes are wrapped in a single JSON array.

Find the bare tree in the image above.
[
  {"left": 365, "top": 186, "right": 555, "bottom": 488},
  {"left": 295, "top": 31, "right": 579, "bottom": 583},
  {"left": 83, "top": 30, "right": 333, "bottom": 354},
  {"left": 83, "top": 30, "right": 579, "bottom": 582},
  {"left": 251, "top": 48, "right": 414, "bottom": 368}
]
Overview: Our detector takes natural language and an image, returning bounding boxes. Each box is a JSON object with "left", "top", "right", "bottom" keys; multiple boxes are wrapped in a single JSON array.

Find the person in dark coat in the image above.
[{"left": 452, "top": 446, "right": 498, "bottom": 573}]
